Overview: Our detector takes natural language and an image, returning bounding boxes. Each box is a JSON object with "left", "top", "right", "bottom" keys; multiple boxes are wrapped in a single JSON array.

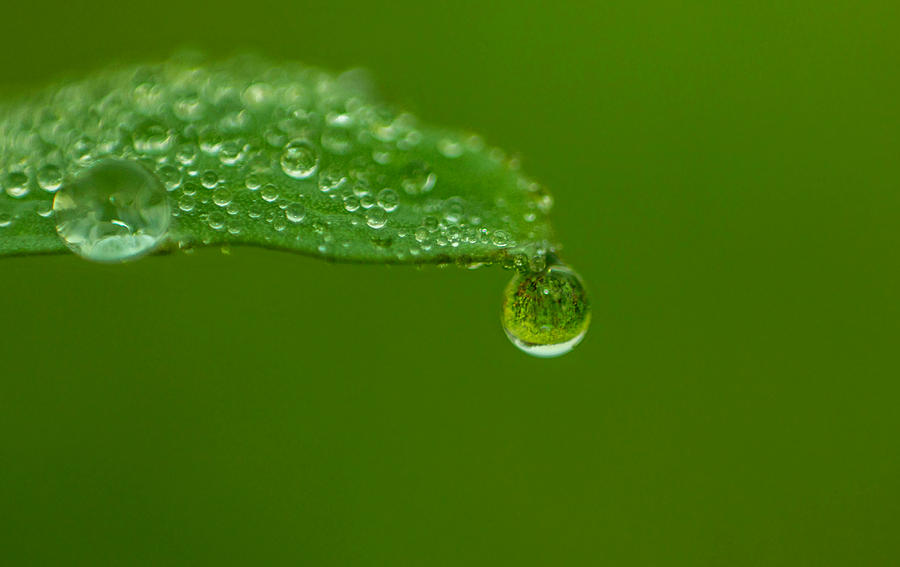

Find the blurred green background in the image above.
[{"left": 1, "top": 1, "right": 898, "bottom": 564}]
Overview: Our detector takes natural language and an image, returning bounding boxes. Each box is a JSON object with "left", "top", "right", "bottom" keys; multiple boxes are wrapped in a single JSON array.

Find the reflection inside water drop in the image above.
[
  {"left": 501, "top": 262, "right": 591, "bottom": 358},
  {"left": 52, "top": 158, "right": 171, "bottom": 262}
]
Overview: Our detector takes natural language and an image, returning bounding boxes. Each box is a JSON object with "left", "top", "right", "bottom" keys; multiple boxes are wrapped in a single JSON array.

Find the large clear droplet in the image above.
[
  {"left": 501, "top": 262, "right": 591, "bottom": 358},
  {"left": 52, "top": 159, "right": 171, "bottom": 262}
]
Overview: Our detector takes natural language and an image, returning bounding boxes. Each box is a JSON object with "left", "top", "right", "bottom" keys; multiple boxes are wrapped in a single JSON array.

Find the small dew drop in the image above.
[
  {"left": 157, "top": 164, "right": 183, "bottom": 191},
  {"left": 318, "top": 164, "right": 346, "bottom": 192},
  {"left": 366, "top": 208, "right": 387, "bottom": 229},
  {"left": 175, "top": 142, "right": 198, "bottom": 165},
  {"left": 5, "top": 171, "right": 30, "bottom": 198},
  {"left": 401, "top": 161, "right": 436, "bottom": 195},
  {"left": 37, "top": 164, "right": 64, "bottom": 192},
  {"left": 437, "top": 138, "right": 464, "bottom": 158},
  {"left": 261, "top": 184, "right": 279, "bottom": 203},
  {"left": 132, "top": 121, "right": 173, "bottom": 154},
  {"left": 213, "top": 187, "right": 233, "bottom": 207},
  {"left": 280, "top": 139, "right": 319, "bottom": 179},
  {"left": 201, "top": 170, "right": 219, "bottom": 189},
  {"left": 376, "top": 188, "right": 399, "bottom": 212},
  {"left": 443, "top": 197, "right": 464, "bottom": 223},
  {"left": 285, "top": 203, "right": 306, "bottom": 223},
  {"left": 178, "top": 195, "right": 195, "bottom": 212},
  {"left": 343, "top": 195, "right": 360, "bottom": 212},
  {"left": 245, "top": 173, "right": 262, "bottom": 190},
  {"left": 173, "top": 96, "right": 205, "bottom": 122},
  {"left": 219, "top": 139, "right": 246, "bottom": 165},
  {"left": 492, "top": 230, "right": 510, "bottom": 248},
  {"left": 207, "top": 211, "right": 226, "bottom": 230}
]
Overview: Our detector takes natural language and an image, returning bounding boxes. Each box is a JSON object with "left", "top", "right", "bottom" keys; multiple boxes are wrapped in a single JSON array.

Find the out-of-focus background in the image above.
[{"left": 1, "top": 1, "right": 898, "bottom": 564}]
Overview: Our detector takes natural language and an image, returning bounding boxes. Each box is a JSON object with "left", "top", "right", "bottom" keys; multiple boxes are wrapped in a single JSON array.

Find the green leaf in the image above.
[{"left": 0, "top": 53, "right": 558, "bottom": 268}]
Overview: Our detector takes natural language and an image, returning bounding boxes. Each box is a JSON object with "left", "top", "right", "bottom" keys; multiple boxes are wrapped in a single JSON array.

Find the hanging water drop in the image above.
[
  {"left": 501, "top": 263, "right": 591, "bottom": 358},
  {"left": 52, "top": 158, "right": 171, "bottom": 262}
]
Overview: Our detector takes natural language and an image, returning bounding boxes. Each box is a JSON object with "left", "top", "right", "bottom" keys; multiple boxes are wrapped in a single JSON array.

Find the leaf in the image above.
[{"left": 0, "top": 53, "right": 558, "bottom": 268}]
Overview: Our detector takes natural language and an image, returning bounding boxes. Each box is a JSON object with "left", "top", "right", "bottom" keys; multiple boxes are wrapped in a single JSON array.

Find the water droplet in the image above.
[
  {"left": 201, "top": 170, "right": 219, "bottom": 189},
  {"left": 178, "top": 195, "right": 195, "bottom": 212},
  {"left": 0, "top": 212, "right": 12, "bottom": 228},
  {"left": 245, "top": 174, "right": 262, "bottom": 190},
  {"left": 132, "top": 121, "right": 173, "bottom": 154},
  {"left": 318, "top": 164, "right": 346, "bottom": 192},
  {"left": 52, "top": 159, "right": 171, "bottom": 262},
  {"left": 285, "top": 203, "right": 306, "bottom": 223},
  {"left": 222, "top": 109, "right": 250, "bottom": 134},
  {"left": 372, "top": 148, "right": 393, "bottom": 164},
  {"left": 280, "top": 139, "right": 318, "bottom": 179},
  {"left": 261, "top": 184, "right": 279, "bottom": 202},
  {"left": 37, "top": 164, "right": 63, "bottom": 192},
  {"left": 492, "top": 230, "right": 510, "bottom": 247},
  {"left": 443, "top": 197, "right": 464, "bottom": 223},
  {"left": 173, "top": 96, "right": 205, "bottom": 122},
  {"left": 199, "top": 128, "right": 224, "bottom": 154},
  {"left": 157, "top": 164, "right": 183, "bottom": 191},
  {"left": 5, "top": 171, "right": 30, "bottom": 198},
  {"left": 376, "top": 188, "right": 399, "bottom": 212},
  {"left": 213, "top": 187, "right": 233, "bottom": 207},
  {"left": 343, "top": 195, "right": 360, "bottom": 212},
  {"left": 71, "top": 136, "right": 94, "bottom": 163},
  {"left": 501, "top": 264, "right": 591, "bottom": 358},
  {"left": 366, "top": 208, "right": 387, "bottom": 229},
  {"left": 401, "top": 161, "right": 436, "bottom": 195},
  {"left": 208, "top": 211, "right": 226, "bottom": 230},
  {"left": 437, "top": 137, "right": 464, "bottom": 158},
  {"left": 423, "top": 216, "right": 439, "bottom": 231},
  {"left": 242, "top": 82, "right": 272, "bottom": 108},
  {"left": 219, "top": 139, "right": 246, "bottom": 165},
  {"left": 175, "top": 142, "right": 198, "bottom": 165}
]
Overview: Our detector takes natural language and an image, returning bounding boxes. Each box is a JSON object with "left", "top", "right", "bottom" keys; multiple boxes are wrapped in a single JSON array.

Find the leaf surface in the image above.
[{"left": 0, "top": 54, "right": 557, "bottom": 268}]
